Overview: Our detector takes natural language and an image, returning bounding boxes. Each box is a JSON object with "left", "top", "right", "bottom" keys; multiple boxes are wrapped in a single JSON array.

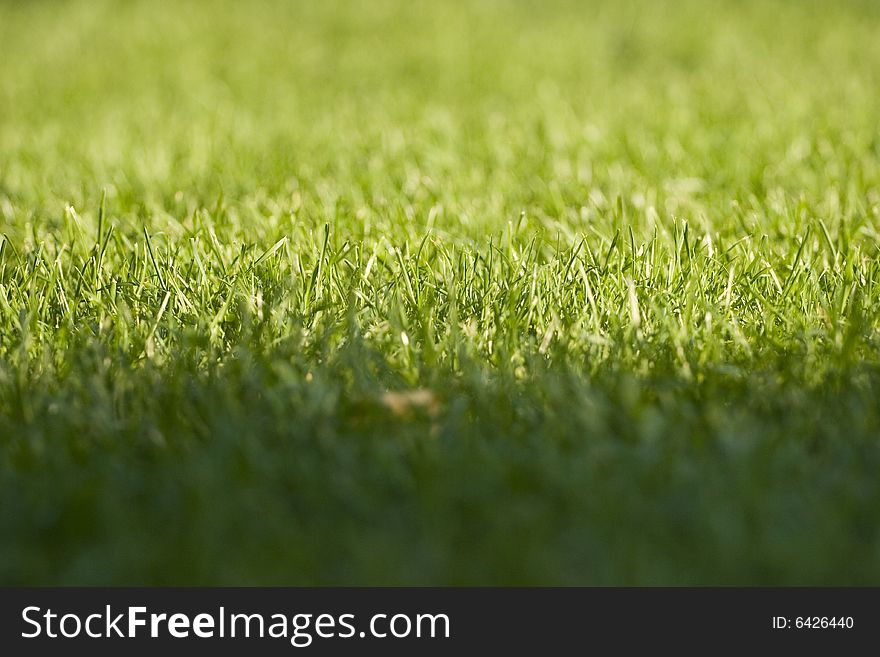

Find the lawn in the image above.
[{"left": 1, "top": 0, "right": 879, "bottom": 584}]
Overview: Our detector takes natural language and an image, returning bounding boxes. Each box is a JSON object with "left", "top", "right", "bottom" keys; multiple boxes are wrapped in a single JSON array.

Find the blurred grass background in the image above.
[{"left": 1, "top": 0, "right": 879, "bottom": 584}]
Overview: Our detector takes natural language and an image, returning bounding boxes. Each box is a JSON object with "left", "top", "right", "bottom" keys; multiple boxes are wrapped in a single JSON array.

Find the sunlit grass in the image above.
[{"left": 1, "top": 0, "right": 879, "bottom": 584}]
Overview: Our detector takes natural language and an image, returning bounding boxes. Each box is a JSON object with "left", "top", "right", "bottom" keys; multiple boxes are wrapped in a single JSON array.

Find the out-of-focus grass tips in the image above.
[{"left": 1, "top": 0, "right": 879, "bottom": 584}]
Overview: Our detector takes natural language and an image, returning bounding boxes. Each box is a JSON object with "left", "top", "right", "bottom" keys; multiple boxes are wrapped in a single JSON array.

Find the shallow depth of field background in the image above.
[{"left": 1, "top": 0, "right": 879, "bottom": 584}]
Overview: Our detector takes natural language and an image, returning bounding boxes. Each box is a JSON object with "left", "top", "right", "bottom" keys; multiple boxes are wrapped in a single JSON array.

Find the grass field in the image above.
[{"left": 1, "top": 0, "right": 880, "bottom": 585}]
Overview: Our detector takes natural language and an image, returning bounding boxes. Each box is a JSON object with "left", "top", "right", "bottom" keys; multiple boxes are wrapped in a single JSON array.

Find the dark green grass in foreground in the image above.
[{"left": 1, "top": 0, "right": 880, "bottom": 584}]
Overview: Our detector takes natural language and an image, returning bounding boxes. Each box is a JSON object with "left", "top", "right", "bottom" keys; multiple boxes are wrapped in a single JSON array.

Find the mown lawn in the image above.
[{"left": 1, "top": 0, "right": 879, "bottom": 584}]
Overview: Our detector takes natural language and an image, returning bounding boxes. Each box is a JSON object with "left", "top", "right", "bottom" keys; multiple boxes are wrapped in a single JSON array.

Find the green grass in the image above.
[{"left": 1, "top": 0, "right": 880, "bottom": 585}]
